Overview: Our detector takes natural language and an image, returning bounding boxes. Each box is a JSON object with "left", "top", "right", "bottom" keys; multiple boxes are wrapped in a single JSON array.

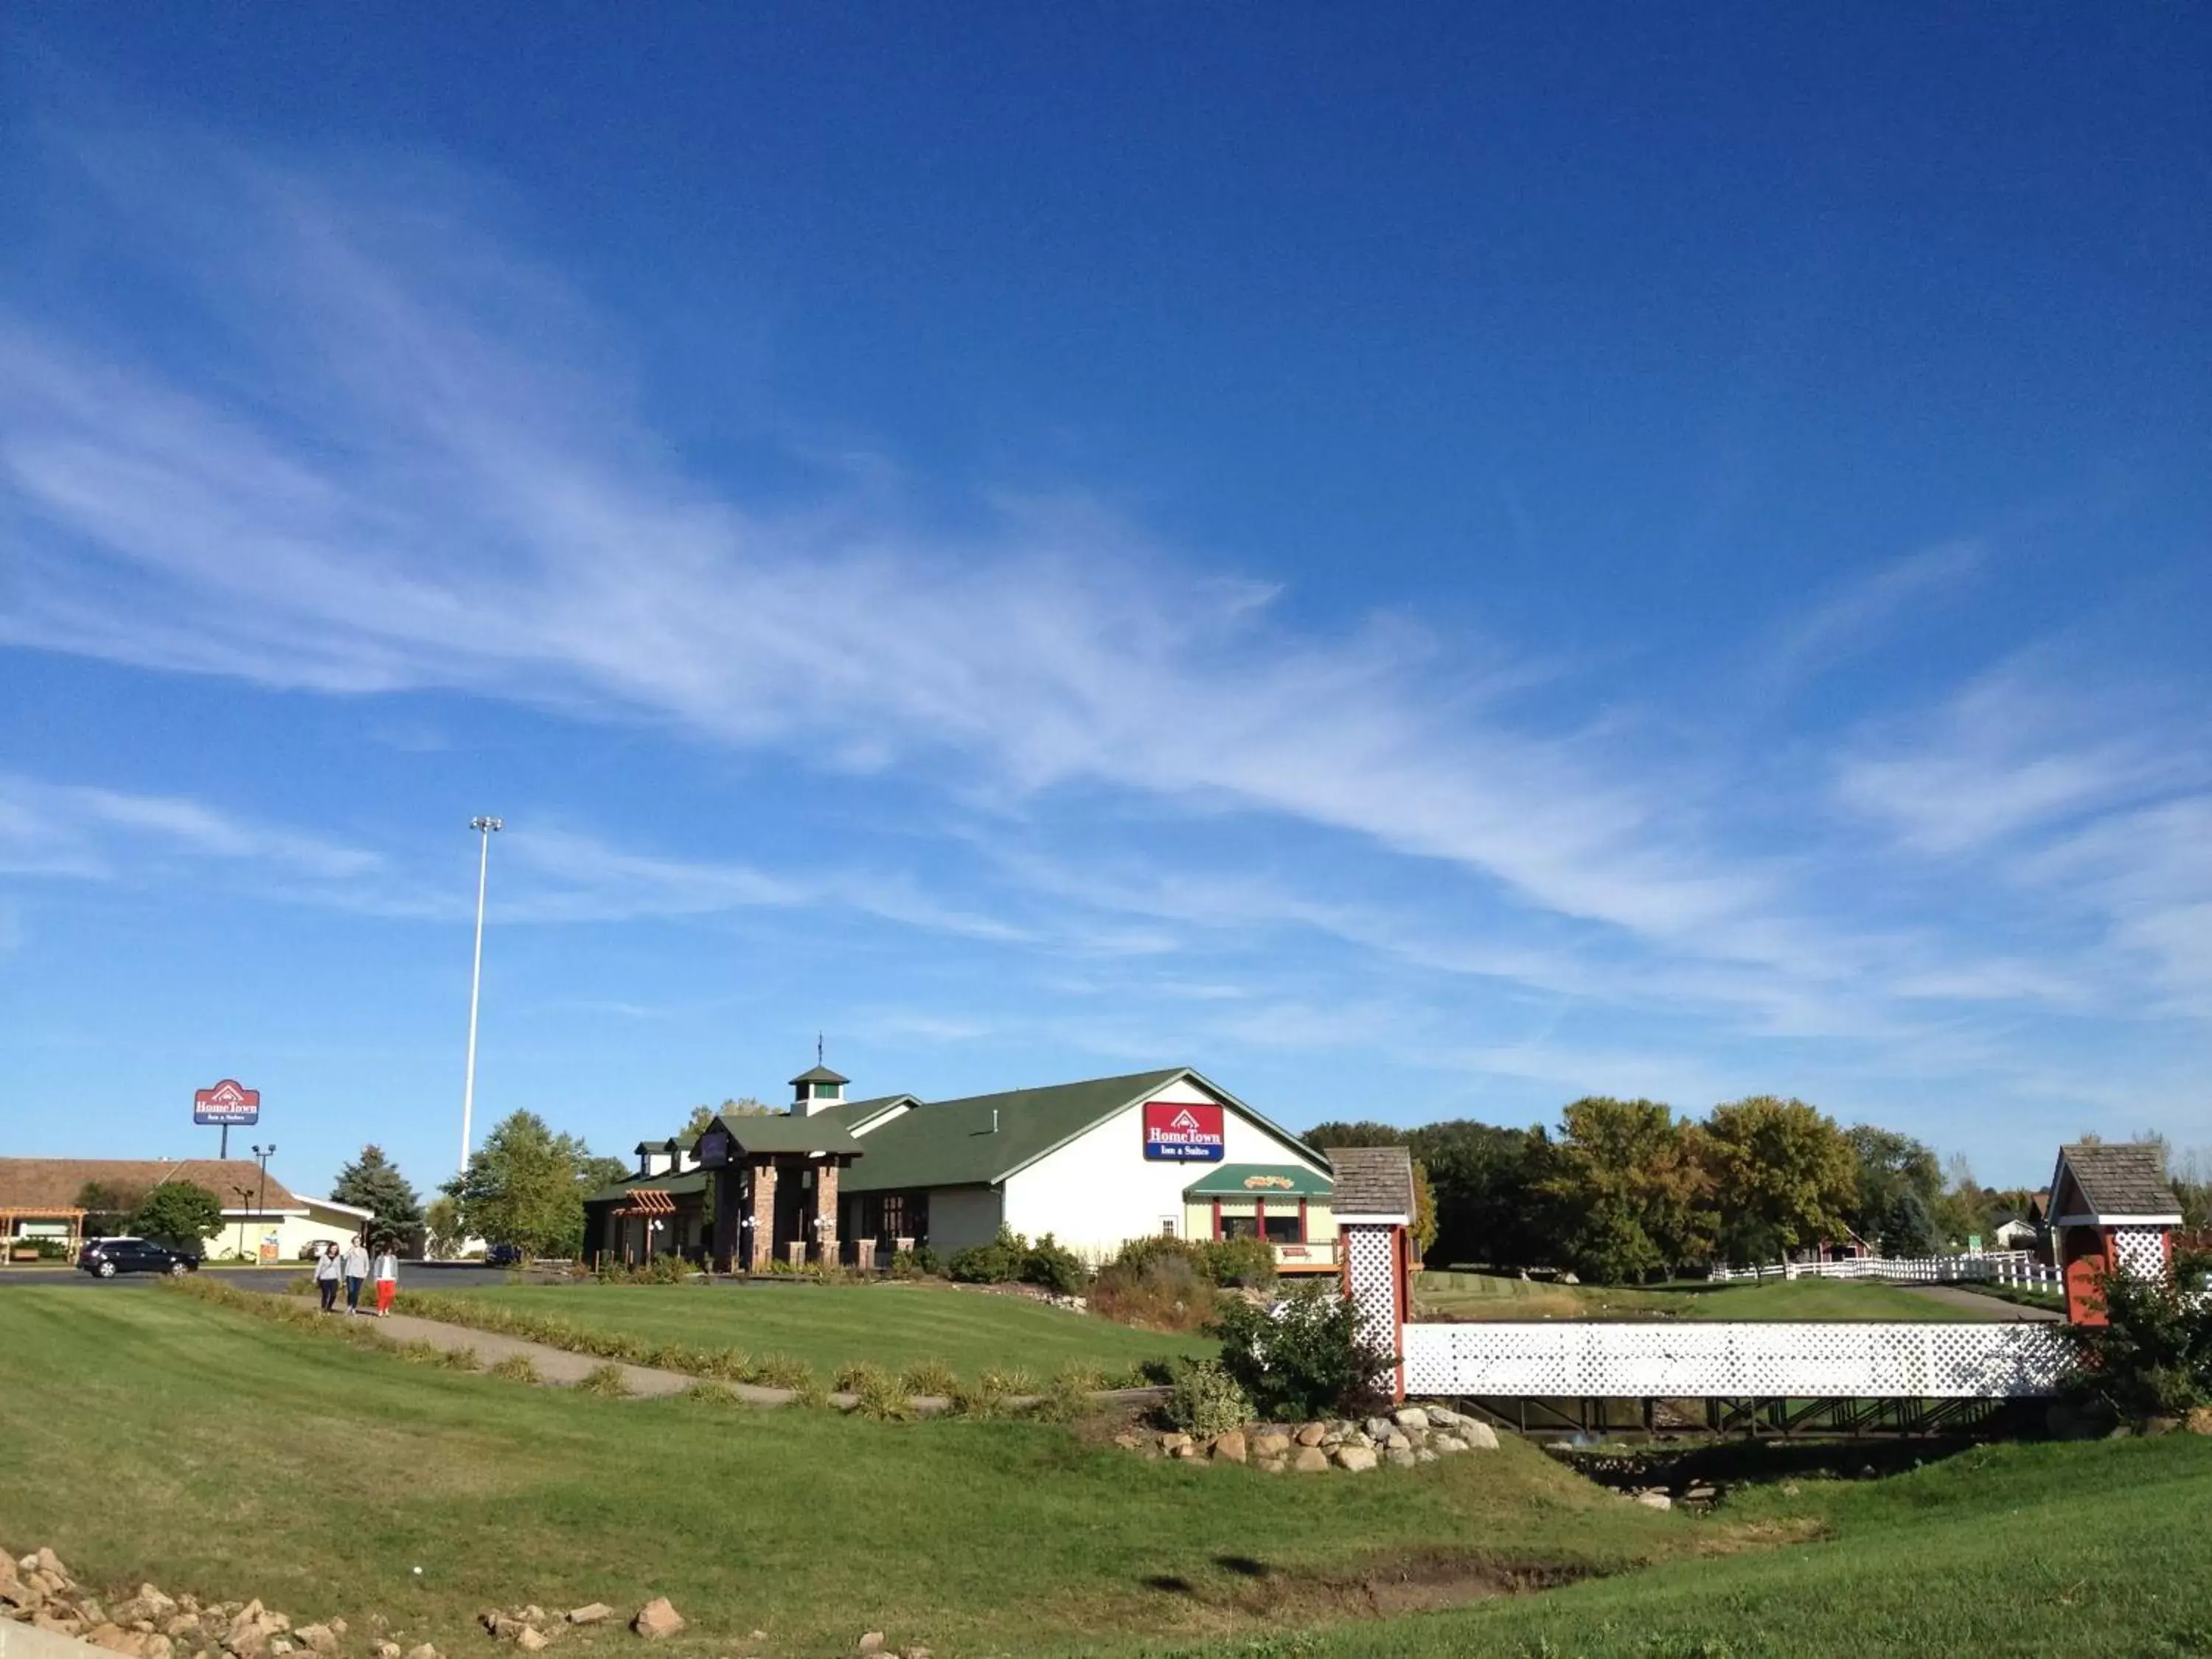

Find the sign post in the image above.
[{"left": 194, "top": 1080, "right": 261, "bottom": 1160}]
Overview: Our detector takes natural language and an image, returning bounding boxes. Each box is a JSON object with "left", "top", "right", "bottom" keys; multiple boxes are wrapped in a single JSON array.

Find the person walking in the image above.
[
  {"left": 313, "top": 1241, "right": 341, "bottom": 1312},
  {"left": 372, "top": 1241, "right": 399, "bottom": 1318},
  {"left": 341, "top": 1236, "right": 369, "bottom": 1315}
]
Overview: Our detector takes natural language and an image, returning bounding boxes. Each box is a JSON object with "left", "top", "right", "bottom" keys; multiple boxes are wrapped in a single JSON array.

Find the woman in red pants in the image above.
[{"left": 372, "top": 1242, "right": 399, "bottom": 1316}]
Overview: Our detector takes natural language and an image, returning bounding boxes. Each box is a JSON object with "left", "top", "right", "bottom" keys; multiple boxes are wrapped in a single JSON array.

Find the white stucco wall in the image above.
[
  {"left": 926, "top": 1186, "right": 1006, "bottom": 1254},
  {"left": 998, "top": 1076, "right": 1328, "bottom": 1261},
  {"left": 199, "top": 1199, "right": 376, "bottom": 1262}
]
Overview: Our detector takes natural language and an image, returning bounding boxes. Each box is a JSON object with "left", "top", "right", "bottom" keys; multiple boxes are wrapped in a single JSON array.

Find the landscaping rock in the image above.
[
  {"left": 1392, "top": 1407, "right": 1430, "bottom": 1431},
  {"left": 1635, "top": 1491, "right": 1672, "bottom": 1511},
  {"left": 630, "top": 1601, "right": 684, "bottom": 1641},
  {"left": 34, "top": 1552, "right": 69, "bottom": 1584},
  {"left": 298, "top": 1625, "right": 339, "bottom": 1654},
  {"left": 856, "top": 1635, "right": 886, "bottom": 1655},
  {"left": 1211, "top": 1430, "right": 1248, "bottom": 1465},
  {"left": 565, "top": 1607, "right": 613, "bottom": 1627},
  {"left": 1431, "top": 1434, "right": 1467, "bottom": 1453},
  {"left": 1334, "top": 1445, "right": 1378, "bottom": 1472},
  {"left": 404, "top": 1644, "right": 442, "bottom": 1659},
  {"left": 2185, "top": 1407, "right": 2212, "bottom": 1436},
  {"left": 1294, "top": 1423, "right": 1326, "bottom": 1448},
  {"left": 1290, "top": 1446, "right": 1330, "bottom": 1472},
  {"left": 1256, "top": 1456, "right": 1287, "bottom": 1474},
  {"left": 1250, "top": 1431, "right": 1290, "bottom": 1459},
  {"left": 1461, "top": 1421, "right": 1500, "bottom": 1450},
  {"left": 1385, "top": 1448, "right": 1419, "bottom": 1469},
  {"left": 515, "top": 1627, "right": 551, "bottom": 1652},
  {"left": 1414, "top": 1448, "right": 1438, "bottom": 1464},
  {"left": 375, "top": 1641, "right": 403, "bottom": 1658}
]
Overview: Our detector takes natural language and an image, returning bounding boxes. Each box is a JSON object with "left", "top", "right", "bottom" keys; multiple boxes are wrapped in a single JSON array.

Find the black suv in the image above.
[{"left": 78, "top": 1237, "right": 201, "bottom": 1278}]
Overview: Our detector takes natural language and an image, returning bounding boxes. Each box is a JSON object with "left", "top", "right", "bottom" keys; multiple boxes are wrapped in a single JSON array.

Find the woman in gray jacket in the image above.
[
  {"left": 341, "top": 1237, "right": 370, "bottom": 1314},
  {"left": 313, "top": 1242, "right": 341, "bottom": 1312}
]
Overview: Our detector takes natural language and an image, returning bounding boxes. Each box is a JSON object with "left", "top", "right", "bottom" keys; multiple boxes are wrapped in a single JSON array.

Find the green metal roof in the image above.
[
  {"left": 1182, "top": 1164, "right": 1334, "bottom": 1198},
  {"left": 583, "top": 1169, "right": 710, "bottom": 1206},
  {"left": 805, "top": 1093, "right": 919, "bottom": 1132},
  {"left": 709, "top": 1113, "right": 865, "bottom": 1155},
  {"left": 840, "top": 1068, "right": 1325, "bottom": 1195},
  {"left": 790, "top": 1064, "right": 850, "bottom": 1086}
]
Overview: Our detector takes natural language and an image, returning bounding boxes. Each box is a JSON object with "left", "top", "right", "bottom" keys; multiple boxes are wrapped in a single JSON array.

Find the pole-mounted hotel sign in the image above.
[{"left": 192, "top": 1079, "right": 261, "bottom": 1126}]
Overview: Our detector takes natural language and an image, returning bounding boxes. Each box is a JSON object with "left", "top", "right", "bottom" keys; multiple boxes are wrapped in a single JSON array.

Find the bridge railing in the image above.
[{"left": 1402, "top": 1319, "right": 2069, "bottom": 1400}]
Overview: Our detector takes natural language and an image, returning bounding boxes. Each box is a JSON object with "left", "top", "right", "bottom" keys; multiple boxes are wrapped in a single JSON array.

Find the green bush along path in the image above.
[
  {"left": 1415, "top": 1270, "right": 2023, "bottom": 1324},
  {"left": 0, "top": 1288, "right": 1673, "bottom": 1658},
  {"left": 434, "top": 1279, "right": 1217, "bottom": 1381},
  {"left": 1161, "top": 1433, "right": 2212, "bottom": 1658}
]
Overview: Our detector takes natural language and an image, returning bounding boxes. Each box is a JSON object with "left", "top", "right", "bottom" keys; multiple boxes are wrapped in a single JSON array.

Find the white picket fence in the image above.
[{"left": 1708, "top": 1248, "right": 2062, "bottom": 1295}]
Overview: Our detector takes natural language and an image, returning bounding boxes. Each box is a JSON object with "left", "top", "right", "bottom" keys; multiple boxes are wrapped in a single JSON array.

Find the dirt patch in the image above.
[{"left": 1145, "top": 1547, "right": 1597, "bottom": 1621}]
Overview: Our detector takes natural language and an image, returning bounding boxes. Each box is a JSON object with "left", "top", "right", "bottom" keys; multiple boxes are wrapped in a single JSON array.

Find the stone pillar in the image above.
[
  {"left": 749, "top": 1162, "right": 779, "bottom": 1274},
  {"left": 855, "top": 1239, "right": 877, "bottom": 1273},
  {"left": 786, "top": 1240, "right": 806, "bottom": 1270},
  {"left": 815, "top": 1161, "right": 840, "bottom": 1263}
]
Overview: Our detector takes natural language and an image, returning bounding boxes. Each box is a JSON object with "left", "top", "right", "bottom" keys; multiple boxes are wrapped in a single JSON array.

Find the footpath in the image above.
[{"left": 1904, "top": 1284, "right": 2062, "bottom": 1321}]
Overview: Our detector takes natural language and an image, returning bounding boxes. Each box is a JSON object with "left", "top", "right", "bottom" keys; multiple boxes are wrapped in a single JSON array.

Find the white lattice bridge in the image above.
[{"left": 1401, "top": 1321, "right": 2069, "bottom": 1400}]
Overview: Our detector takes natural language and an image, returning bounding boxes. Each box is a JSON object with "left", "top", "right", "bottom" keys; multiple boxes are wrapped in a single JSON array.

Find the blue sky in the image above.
[{"left": 3, "top": 6, "right": 2208, "bottom": 1198}]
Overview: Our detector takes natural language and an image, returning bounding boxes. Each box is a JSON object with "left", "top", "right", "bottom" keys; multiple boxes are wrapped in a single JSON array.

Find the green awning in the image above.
[{"left": 1183, "top": 1164, "right": 1333, "bottom": 1199}]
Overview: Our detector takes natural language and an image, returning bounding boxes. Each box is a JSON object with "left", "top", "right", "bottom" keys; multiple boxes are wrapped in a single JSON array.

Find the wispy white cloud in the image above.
[
  {"left": 0, "top": 772, "right": 384, "bottom": 885},
  {"left": 1757, "top": 538, "right": 1985, "bottom": 695}
]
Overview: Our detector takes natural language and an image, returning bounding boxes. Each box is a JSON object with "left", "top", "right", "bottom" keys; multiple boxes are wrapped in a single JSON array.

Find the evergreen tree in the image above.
[{"left": 331, "top": 1145, "right": 423, "bottom": 1242}]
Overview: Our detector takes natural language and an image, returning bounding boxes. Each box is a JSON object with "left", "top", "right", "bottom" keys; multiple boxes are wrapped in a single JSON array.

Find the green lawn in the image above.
[
  {"left": 0, "top": 1287, "right": 1675, "bottom": 1658},
  {"left": 1415, "top": 1271, "right": 2017, "bottom": 1324},
  {"left": 427, "top": 1279, "right": 1219, "bottom": 1382},
  {"left": 1161, "top": 1433, "right": 2212, "bottom": 1658}
]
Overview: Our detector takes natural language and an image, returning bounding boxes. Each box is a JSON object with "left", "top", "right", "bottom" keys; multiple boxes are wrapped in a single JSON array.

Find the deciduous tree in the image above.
[
  {"left": 1537, "top": 1098, "right": 1714, "bottom": 1283},
  {"left": 443, "top": 1112, "right": 592, "bottom": 1259},
  {"left": 1705, "top": 1096, "right": 1857, "bottom": 1265},
  {"left": 131, "top": 1183, "right": 223, "bottom": 1253}
]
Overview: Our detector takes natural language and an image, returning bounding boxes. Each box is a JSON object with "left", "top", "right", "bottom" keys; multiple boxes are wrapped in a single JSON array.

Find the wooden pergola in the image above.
[
  {"left": 1, "top": 1206, "right": 86, "bottom": 1265},
  {"left": 608, "top": 1188, "right": 676, "bottom": 1267}
]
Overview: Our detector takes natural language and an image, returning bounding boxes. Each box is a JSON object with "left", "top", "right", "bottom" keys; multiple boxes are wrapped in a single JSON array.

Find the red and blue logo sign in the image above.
[
  {"left": 1143, "top": 1100, "right": 1225, "bottom": 1162},
  {"left": 192, "top": 1079, "right": 260, "bottom": 1126}
]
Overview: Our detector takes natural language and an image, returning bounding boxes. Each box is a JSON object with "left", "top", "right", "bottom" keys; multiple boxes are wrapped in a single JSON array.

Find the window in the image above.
[
  {"left": 1220, "top": 1214, "right": 1261, "bottom": 1240},
  {"left": 1263, "top": 1213, "right": 1303, "bottom": 1245},
  {"left": 879, "top": 1194, "right": 907, "bottom": 1239},
  {"left": 1159, "top": 1217, "right": 1178, "bottom": 1239}
]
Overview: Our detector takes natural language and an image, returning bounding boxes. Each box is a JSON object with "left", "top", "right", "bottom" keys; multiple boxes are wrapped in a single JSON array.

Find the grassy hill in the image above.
[
  {"left": 429, "top": 1277, "right": 1218, "bottom": 1381},
  {"left": 1161, "top": 1432, "right": 2212, "bottom": 1658},
  {"left": 0, "top": 1287, "right": 1671, "bottom": 1658}
]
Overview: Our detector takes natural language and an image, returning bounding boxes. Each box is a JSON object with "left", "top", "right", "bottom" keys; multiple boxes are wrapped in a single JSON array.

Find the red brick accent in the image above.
[{"left": 748, "top": 1162, "right": 779, "bottom": 1273}]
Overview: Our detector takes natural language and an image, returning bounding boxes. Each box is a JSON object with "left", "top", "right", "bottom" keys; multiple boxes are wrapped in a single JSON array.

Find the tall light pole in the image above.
[
  {"left": 250, "top": 1144, "right": 276, "bottom": 1262},
  {"left": 460, "top": 816, "right": 503, "bottom": 1174}
]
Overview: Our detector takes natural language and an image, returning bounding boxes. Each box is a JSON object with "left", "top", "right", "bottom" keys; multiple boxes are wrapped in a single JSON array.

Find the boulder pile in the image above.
[
  {"left": 2, "top": 1553, "right": 726, "bottom": 1659},
  {"left": 1113, "top": 1403, "right": 1500, "bottom": 1471},
  {"left": 0, "top": 1549, "right": 367, "bottom": 1659}
]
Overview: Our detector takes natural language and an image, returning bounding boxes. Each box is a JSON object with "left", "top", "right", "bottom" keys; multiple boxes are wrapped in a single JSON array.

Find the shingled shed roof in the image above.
[
  {"left": 2051, "top": 1143, "right": 2183, "bottom": 1222},
  {"left": 1326, "top": 1146, "right": 1415, "bottom": 1221}
]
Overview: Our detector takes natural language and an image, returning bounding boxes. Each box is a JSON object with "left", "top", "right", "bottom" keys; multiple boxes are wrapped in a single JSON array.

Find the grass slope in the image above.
[
  {"left": 435, "top": 1279, "right": 1217, "bottom": 1380},
  {"left": 0, "top": 1288, "right": 1672, "bottom": 1658},
  {"left": 1414, "top": 1273, "right": 2017, "bottom": 1324},
  {"left": 1164, "top": 1434, "right": 2212, "bottom": 1658}
]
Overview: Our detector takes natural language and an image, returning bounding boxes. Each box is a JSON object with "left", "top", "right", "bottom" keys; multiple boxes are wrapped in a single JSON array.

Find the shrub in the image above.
[
  {"left": 1021, "top": 1234, "right": 1091, "bottom": 1295},
  {"left": 1193, "top": 1236, "right": 1278, "bottom": 1290},
  {"left": 852, "top": 1371, "right": 916, "bottom": 1421},
  {"left": 948, "top": 1228, "right": 1026, "bottom": 1284},
  {"left": 789, "top": 1377, "right": 832, "bottom": 1410},
  {"left": 1091, "top": 1251, "right": 1217, "bottom": 1332},
  {"left": 399, "top": 1340, "right": 444, "bottom": 1365},
  {"left": 1051, "top": 1360, "right": 1107, "bottom": 1394},
  {"left": 2062, "top": 1265, "right": 2212, "bottom": 1421},
  {"left": 755, "top": 1352, "right": 814, "bottom": 1391},
  {"left": 834, "top": 1362, "right": 888, "bottom": 1394},
  {"left": 1164, "top": 1358, "right": 1253, "bottom": 1436},
  {"left": 1213, "top": 1281, "right": 1397, "bottom": 1422},
  {"left": 888, "top": 1246, "right": 942, "bottom": 1279},
  {"left": 488, "top": 1354, "right": 542, "bottom": 1385},
  {"left": 683, "top": 1382, "right": 741, "bottom": 1408},
  {"left": 700, "top": 1348, "right": 755, "bottom": 1382},
  {"left": 577, "top": 1363, "right": 632, "bottom": 1398},
  {"left": 978, "top": 1366, "right": 1037, "bottom": 1397},
  {"left": 437, "top": 1346, "right": 481, "bottom": 1371},
  {"left": 900, "top": 1359, "right": 961, "bottom": 1398}
]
